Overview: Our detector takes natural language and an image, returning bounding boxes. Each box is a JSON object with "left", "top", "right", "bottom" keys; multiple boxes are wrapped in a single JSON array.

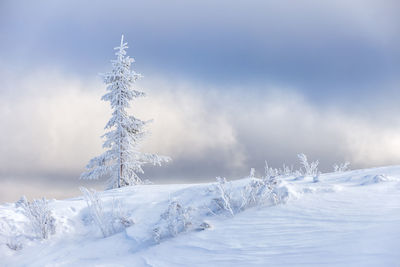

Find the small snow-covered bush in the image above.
[
  {"left": 210, "top": 171, "right": 288, "bottom": 217},
  {"left": 240, "top": 179, "right": 269, "bottom": 208},
  {"left": 80, "top": 187, "right": 133, "bottom": 238},
  {"left": 18, "top": 196, "right": 56, "bottom": 240},
  {"left": 0, "top": 220, "right": 24, "bottom": 250},
  {"left": 6, "top": 236, "right": 23, "bottom": 251},
  {"left": 80, "top": 187, "right": 111, "bottom": 237},
  {"left": 333, "top": 162, "right": 350, "bottom": 172},
  {"left": 264, "top": 162, "right": 279, "bottom": 181},
  {"left": 280, "top": 164, "right": 293, "bottom": 176},
  {"left": 212, "top": 177, "right": 235, "bottom": 216},
  {"left": 153, "top": 200, "right": 193, "bottom": 243},
  {"left": 112, "top": 199, "right": 135, "bottom": 229},
  {"left": 265, "top": 161, "right": 298, "bottom": 178},
  {"left": 262, "top": 162, "right": 282, "bottom": 204},
  {"left": 298, "top": 153, "right": 319, "bottom": 176},
  {"left": 249, "top": 168, "right": 256, "bottom": 178}
]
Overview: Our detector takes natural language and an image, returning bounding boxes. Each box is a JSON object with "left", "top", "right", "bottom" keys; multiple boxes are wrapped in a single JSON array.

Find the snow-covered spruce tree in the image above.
[{"left": 81, "top": 35, "right": 170, "bottom": 189}]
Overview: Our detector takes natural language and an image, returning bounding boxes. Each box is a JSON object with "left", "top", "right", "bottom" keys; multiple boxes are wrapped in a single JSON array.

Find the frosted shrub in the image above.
[
  {"left": 210, "top": 172, "right": 286, "bottom": 217},
  {"left": 240, "top": 178, "right": 284, "bottom": 209},
  {"left": 212, "top": 177, "right": 235, "bottom": 216},
  {"left": 264, "top": 161, "right": 279, "bottom": 185},
  {"left": 6, "top": 236, "right": 23, "bottom": 251},
  {"left": 249, "top": 168, "right": 256, "bottom": 178},
  {"left": 153, "top": 201, "right": 192, "bottom": 243},
  {"left": 280, "top": 164, "right": 293, "bottom": 176},
  {"left": 80, "top": 187, "right": 133, "bottom": 238},
  {"left": 265, "top": 178, "right": 280, "bottom": 205},
  {"left": 240, "top": 179, "right": 269, "bottom": 208},
  {"left": 265, "top": 161, "right": 297, "bottom": 178},
  {"left": 112, "top": 200, "right": 135, "bottom": 229},
  {"left": 80, "top": 187, "right": 111, "bottom": 237},
  {"left": 18, "top": 196, "right": 56, "bottom": 240},
  {"left": 263, "top": 164, "right": 281, "bottom": 204},
  {"left": 152, "top": 227, "right": 161, "bottom": 244},
  {"left": 0, "top": 220, "right": 24, "bottom": 250},
  {"left": 240, "top": 162, "right": 292, "bottom": 208},
  {"left": 333, "top": 162, "right": 350, "bottom": 172},
  {"left": 264, "top": 161, "right": 279, "bottom": 181},
  {"left": 298, "top": 153, "right": 319, "bottom": 176}
]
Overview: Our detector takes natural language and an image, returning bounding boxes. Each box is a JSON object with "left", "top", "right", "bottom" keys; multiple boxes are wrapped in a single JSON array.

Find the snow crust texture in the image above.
[{"left": 1, "top": 166, "right": 400, "bottom": 266}]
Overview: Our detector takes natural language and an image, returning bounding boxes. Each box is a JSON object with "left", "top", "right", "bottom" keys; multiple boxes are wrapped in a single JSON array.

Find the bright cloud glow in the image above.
[{"left": 2, "top": 70, "right": 400, "bottom": 202}]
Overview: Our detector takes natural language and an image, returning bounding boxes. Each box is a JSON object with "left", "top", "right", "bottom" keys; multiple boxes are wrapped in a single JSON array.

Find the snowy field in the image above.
[{"left": 1, "top": 166, "right": 400, "bottom": 267}]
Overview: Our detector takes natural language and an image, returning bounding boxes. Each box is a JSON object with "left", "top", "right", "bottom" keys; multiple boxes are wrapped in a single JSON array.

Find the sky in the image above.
[{"left": 0, "top": 0, "right": 400, "bottom": 202}]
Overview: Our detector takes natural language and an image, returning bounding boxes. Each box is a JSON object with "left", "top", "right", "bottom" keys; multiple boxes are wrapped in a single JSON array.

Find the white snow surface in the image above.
[{"left": 1, "top": 166, "right": 400, "bottom": 266}]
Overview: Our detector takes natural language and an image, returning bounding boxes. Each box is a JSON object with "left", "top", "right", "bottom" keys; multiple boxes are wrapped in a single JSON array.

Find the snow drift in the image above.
[{"left": 1, "top": 165, "right": 400, "bottom": 266}]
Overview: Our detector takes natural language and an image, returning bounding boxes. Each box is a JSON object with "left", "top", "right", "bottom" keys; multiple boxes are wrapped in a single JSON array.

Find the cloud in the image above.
[
  {"left": 1, "top": 0, "right": 399, "bottom": 98},
  {"left": 1, "top": 69, "right": 400, "bottom": 202},
  {"left": 1, "top": 1, "right": 400, "bottom": 203}
]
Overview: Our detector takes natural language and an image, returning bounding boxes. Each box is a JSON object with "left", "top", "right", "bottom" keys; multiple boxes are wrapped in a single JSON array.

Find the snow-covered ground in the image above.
[{"left": 1, "top": 166, "right": 400, "bottom": 266}]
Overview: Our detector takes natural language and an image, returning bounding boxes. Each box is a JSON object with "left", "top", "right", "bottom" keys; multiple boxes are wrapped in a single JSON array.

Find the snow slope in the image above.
[{"left": 1, "top": 166, "right": 400, "bottom": 266}]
